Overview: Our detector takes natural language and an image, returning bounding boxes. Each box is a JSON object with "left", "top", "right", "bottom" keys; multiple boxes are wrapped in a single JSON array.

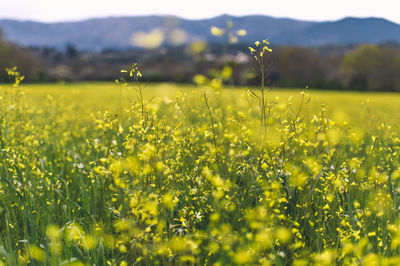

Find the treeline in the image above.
[
  {"left": 0, "top": 30, "right": 399, "bottom": 91},
  {"left": 269, "top": 44, "right": 400, "bottom": 91},
  {"left": 0, "top": 30, "right": 42, "bottom": 81}
]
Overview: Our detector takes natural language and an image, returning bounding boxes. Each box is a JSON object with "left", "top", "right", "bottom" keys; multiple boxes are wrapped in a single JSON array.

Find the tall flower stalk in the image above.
[{"left": 248, "top": 39, "right": 275, "bottom": 149}]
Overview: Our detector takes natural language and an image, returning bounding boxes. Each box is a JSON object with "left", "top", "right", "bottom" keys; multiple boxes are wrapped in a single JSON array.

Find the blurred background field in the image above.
[
  {"left": 0, "top": 15, "right": 400, "bottom": 92},
  {"left": 6, "top": 82, "right": 400, "bottom": 127}
]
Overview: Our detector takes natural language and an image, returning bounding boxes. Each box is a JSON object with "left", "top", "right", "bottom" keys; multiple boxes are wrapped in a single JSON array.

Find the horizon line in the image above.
[{"left": 0, "top": 13, "right": 398, "bottom": 25}]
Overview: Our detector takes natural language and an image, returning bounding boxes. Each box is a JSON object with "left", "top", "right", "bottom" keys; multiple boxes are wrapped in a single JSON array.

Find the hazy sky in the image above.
[{"left": 1, "top": 0, "right": 399, "bottom": 24}]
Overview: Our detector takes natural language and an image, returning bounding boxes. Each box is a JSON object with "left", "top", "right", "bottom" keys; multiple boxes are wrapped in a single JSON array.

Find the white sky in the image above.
[{"left": 0, "top": 0, "right": 399, "bottom": 24}]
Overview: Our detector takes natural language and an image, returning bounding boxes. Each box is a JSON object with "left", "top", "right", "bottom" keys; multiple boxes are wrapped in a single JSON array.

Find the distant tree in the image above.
[
  {"left": 0, "top": 28, "right": 4, "bottom": 43},
  {"left": 272, "top": 47, "right": 327, "bottom": 88},
  {"left": 66, "top": 44, "right": 78, "bottom": 58},
  {"left": 0, "top": 36, "right": 43, "bottom": 82},
  {"left": 342, "top": 45, "right": 400, "bottom": 91}
]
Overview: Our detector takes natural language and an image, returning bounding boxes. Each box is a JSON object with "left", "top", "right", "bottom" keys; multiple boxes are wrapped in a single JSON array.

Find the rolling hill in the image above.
[{"left": 0, "top": 15, "right": 399, "bottom": 51}]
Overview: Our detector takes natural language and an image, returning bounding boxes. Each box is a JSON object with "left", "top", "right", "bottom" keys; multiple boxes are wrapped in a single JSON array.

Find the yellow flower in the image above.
[
  {"left": 236, "top": 29, "right": 247, "bottom": 36},
  {"left": 248, "top": 47, "right": 256, "bottom": 54},
  {"left": 210, "top": 26, "right": 224, "bottom": 37}
]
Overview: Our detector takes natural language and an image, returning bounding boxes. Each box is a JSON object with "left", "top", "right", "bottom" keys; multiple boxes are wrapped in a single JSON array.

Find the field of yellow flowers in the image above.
[{"left": 2, "top": 69, "right": 400, "bottom": 265}]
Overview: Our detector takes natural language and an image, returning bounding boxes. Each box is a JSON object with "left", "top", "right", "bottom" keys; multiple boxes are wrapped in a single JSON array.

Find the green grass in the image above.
[{"left": 1, "top": 81, "right": 400, "bottom": 265}]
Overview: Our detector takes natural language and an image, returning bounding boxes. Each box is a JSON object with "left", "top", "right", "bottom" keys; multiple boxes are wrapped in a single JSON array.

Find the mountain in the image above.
[{"left": 0, "top": 15, "right": 399, "bottom": 51}]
